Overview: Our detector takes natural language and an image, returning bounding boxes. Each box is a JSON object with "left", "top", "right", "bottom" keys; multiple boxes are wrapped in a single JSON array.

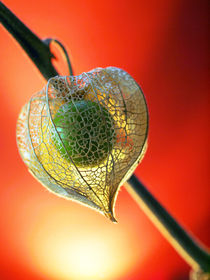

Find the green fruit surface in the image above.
[{"left": 52, "top": 100, "right": 115, "bottom": 167}]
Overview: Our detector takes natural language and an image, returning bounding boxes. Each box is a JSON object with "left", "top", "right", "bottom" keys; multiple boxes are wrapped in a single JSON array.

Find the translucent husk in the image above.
[{"left": 16, "top": 67, "right": 148, "bottom": 221}]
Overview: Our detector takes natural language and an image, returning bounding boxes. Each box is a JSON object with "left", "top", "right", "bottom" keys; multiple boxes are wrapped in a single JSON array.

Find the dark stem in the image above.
[
  {"left": 1, "top": 0, "right": 209, "bottom": 273},
  {"left": 126, "top": 176, "right": 210, "bottom": 272},
  {"left": 0, "top": 1, "right": 58, "bottom": 80}
]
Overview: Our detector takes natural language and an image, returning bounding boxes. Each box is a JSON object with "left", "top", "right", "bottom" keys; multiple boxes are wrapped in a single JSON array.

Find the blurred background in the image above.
[{"left": 0, "top": 0, "right": 209, "bottom": 279}]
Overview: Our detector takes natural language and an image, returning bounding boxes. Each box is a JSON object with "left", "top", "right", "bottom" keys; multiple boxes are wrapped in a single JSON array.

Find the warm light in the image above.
[
  {"left": 26, "top": 204, "right": 140, "bottom": 280},
  {"left": 69, "top": 239, "right": 109, "bottom": 278},
  {"left": 40, "top": 235, "right": 112, "bottom": 279}
]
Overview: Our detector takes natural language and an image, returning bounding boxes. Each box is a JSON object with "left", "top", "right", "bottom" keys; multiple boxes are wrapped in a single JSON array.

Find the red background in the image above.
[{"left": 0, "top": 0, "right": 209, "bottom": 279}]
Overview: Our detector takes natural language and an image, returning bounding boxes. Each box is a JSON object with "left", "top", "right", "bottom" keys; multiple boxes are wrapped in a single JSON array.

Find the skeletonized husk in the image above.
[{"left": 16, "top": 67, "right": 148, "bottom": 221}]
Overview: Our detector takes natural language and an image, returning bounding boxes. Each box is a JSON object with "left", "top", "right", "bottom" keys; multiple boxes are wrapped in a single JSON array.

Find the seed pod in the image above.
[{"left": 16, "top": 67, "right": 148, "bottom": 221}]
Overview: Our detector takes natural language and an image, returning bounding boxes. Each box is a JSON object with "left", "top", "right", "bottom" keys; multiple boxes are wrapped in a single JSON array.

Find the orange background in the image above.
[{"left": 0, "top": 0, "right": 209, "bottom": 279}]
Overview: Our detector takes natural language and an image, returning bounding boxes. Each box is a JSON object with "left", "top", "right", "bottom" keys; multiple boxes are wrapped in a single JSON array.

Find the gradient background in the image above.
[{"left": 0, "top": 0, "right": 209, "bottom": 279}]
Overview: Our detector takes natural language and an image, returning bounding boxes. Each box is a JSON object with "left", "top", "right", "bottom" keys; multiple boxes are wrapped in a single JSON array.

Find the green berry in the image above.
[{"left": 52, "top": 100, "right": 116, "bottom": 167}]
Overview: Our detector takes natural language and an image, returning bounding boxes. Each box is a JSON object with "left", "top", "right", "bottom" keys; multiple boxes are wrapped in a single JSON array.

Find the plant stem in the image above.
[
  {"left": 0, "top": 1, "right": 58, "bottom": 80},
  {"left": 1, "top": 1, "right": 209, "bottom": 273},
  {"left": 125, "top": 177, "right": 210, "bottom": 272}
]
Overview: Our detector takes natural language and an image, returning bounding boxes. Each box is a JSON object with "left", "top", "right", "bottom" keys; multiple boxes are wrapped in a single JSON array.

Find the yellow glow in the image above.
[
  {"left": 27, "top": 205, "right": 139, "bottom": 280},
  {"left": 46, "top": 236, "right": 111, "bottom": 279},
  {"left": 69, "top": 240, "right": 107, "bottom": 277}
]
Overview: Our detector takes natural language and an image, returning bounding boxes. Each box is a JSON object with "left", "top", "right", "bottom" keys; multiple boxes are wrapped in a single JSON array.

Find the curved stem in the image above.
[
  {"left": 1, "top": 1, "right": 209, "bottom": 273},
  {"left": 44, "top": 38, "right": 73, "bottom": 76}
]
